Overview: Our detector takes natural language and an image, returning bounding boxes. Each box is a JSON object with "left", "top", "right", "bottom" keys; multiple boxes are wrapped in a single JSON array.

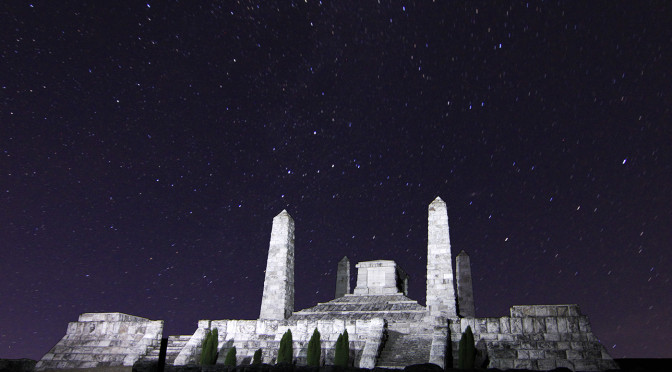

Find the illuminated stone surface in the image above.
[{"left": 37, "top": 198, "right": 618, "bottom": 371}]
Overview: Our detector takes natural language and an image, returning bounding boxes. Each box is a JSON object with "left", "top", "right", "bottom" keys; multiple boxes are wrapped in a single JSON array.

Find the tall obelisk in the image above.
[
  {"left": 259, "top": 210, "right": 295, "bottom": 320},
  {"left": 426, "top": 197, "right": 457, "bottom": 318},
  {"left": 335, "top": 256, "right": 350, "bottom": 298},
  {"left": 456, "top": 250, "right": 475, "bottom": 317}
]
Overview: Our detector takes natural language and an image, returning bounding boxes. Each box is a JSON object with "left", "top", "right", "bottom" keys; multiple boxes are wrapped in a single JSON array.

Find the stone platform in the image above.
[{"left": 35, "top": 313, "right": 162, "bottom": 371}]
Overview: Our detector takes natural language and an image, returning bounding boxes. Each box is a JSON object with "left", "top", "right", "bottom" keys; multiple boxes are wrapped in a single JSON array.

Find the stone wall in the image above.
[
  {"left": 35, "top": 313, "right": 163, "bottom": 371},
  {"left": 449, "top": 305, "right": 619, "bottom": 371},
  {"left": 173, "top": 318, "right": 386, "bottom": 368}
]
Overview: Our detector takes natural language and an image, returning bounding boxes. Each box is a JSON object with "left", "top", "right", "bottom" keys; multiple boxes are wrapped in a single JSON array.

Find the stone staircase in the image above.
[
  {"left": 141, "top": 335, "right": 191, "bottom": 365},
  {"left": 376, "top": 330, "right": 433, "bottom": 369}
]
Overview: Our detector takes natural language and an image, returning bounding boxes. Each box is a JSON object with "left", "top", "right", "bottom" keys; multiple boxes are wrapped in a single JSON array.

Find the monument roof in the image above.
[{"left": 290, "top": 293, "right": 428, "bottom": 322}]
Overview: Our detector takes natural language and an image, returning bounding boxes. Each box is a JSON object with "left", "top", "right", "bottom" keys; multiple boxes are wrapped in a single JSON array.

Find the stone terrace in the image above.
[{"left": 291, "top": 294, "right": 428, "bottom": 322}]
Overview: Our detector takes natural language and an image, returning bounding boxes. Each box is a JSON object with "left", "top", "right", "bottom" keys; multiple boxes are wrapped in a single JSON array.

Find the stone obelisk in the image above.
[
  {"left": 259, "top": 210, "right": 295, "bottom": 320},
  {"left": 426, "top": 197, "right": 457, "bottom": 318},
  {"left": 456, "top": 250, "right": 475, "bottom": 317},
  {"left": 335, "top": 256, "right": 350, "bottom": 298}
]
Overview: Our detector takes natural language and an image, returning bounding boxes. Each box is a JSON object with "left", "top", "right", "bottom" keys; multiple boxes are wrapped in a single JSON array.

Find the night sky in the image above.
[{"left": 2, "top": 1, "right": 670, "bottom": 361}]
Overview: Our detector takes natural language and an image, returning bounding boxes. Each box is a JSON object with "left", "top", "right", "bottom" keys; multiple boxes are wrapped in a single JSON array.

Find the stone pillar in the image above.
[
  {"left": 456, "top": 250, "right": 475, "bottom": 317},
  {"left": 259, "top": 210, "right": 295, "bottom": 320},
  {"left": 335, "top": 256, "right": 350, "bottom": 298},
  {"left": 426, "top": 197, "right": 457, "bottom": 318}
]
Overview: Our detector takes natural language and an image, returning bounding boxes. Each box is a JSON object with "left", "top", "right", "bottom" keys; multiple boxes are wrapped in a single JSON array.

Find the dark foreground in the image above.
[{"left": 1, "top": 359, "right": 670, "bottom": 372}]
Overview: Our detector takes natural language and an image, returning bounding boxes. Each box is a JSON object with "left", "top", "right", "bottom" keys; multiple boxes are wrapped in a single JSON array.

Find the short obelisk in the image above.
[
  {"left": 456, "top": 250, "right": 476, "bottom": 317},
  {"left": 259, "top": 210, "right": 295, "bottom": 320},
  {"left": 426, "top": 197, "right": 457, "bottom": 318},
  {"left": 335, "top": 256, "right": 350, "bottom": 298}
]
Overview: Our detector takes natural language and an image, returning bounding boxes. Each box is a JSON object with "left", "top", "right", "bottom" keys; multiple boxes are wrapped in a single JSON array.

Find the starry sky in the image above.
[{"left": 2, "top": 1, "right": 670, "bottom": 361}]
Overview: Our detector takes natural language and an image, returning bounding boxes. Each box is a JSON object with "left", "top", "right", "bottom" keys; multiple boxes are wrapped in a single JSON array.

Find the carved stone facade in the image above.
[{"left": 36, "top": 197, "right": 618, "bottom": 371}]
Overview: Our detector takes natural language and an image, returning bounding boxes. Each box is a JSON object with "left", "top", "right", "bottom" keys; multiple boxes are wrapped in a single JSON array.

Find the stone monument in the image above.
[
  {"left": 36, "top": 197, "right": 619, "bottom": 371},
  {"left": 456, "top": 250, "right": 475, "bottom": 318},
  {"left": 426, "top": 197, "right": 458, "bottom": 319},
  {"left": 335, "top": 256, "right": 350, "bottom": 298},
  {"left": 259, "top": 210, "right": 295, "bottom": 320}
]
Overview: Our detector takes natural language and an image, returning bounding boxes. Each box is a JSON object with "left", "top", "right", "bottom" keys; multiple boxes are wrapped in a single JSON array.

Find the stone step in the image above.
[
  {"left": 376, "top": 331, "right": 433, "bottom": 368},
  {"left": 139, "top": 335, "right": 191, "bottom": 365},
  {"left": 49, "top": 353, "right": 128, "bottom": 363}
]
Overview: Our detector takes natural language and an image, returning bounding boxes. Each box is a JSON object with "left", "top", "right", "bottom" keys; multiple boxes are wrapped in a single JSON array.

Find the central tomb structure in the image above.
[{"left": 36, "top": 197, "right": 619, "bottom": 371}]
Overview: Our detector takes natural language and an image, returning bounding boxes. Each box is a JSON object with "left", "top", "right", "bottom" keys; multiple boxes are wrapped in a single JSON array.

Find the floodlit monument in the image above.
[{"left": 36, "top": 197, "right": 619, "bottom": 371}]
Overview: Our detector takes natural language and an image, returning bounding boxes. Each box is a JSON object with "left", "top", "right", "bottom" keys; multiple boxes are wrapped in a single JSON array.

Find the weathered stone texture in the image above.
[
  {"left": 455, "top": 250, "right": 475, "bottom": 318},
  {"left": 428, "top": 317, "right": 450, "bottom": 368},
  {"left": 335, "top": 256, "right": 350, "bottom": 298},
  {"left": 37, "top": 199, "right": 619, "bottom": 372},
  {"left": 292, "top": 294, "right": 426, "bottom": 322},
  {"left": 173, "top": 318, "right": 382, "bottom": 368},
  {"left": 426, "top": 197, "right": 457, "bottom": 318},
  {"left": 259, "top": 210, "right": 295, "bottom": 320},
  {"left": 35, "top": 313, "right": 163, "bottom": 371},
  {"left": 353, "top": 260, "right": 408, "bottom": 296},
  {"left": 450, "top": 305, "right": 619, "bottom": 371}
]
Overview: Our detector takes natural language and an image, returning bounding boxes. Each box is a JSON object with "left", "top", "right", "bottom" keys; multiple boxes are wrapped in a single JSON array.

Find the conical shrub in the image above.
[
  {"left": 458, "top": 325, "right": 475, "bottom": 369},
  {"left": 200, "top": 328, "right": 219, "bottom": 365},
  {"left": 334, "top": 330, "right": 349, "bottom": 367},
  {"left": 306, "top": 328, "right": 321, "bottom": 366},
  {"left": 253, "top": 348, "right": 262, "bottom": 365},
  {"left": 224, "top": 346, "right": 237, "bottom": 366},
  {"left": 277, "top": 329, "right": 293, "bottom": 364}
]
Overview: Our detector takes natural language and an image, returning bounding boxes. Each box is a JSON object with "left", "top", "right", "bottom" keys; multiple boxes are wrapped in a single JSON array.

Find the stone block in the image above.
[
  {"left": 556, "top": 358, "right": 575, "bottom": 369},
  {"left": 497, "top": 333, "right": 514, "bottom": 341},
  {"left": 460, "top": 318, "right": 475, "bottom": 333},
  {"left": 476, "top": 319, "right": 487, "bottom": 333},
  {"left": 570, "top": 341, "right": 587, "bottom": 350},
  {"left": 537, "top": 359, "right": 557, "bottom": 370},
  {"left": 496, "top": 359, "right": 514, "bottom": 369},
  {"left": 566, "top": 349, "right": 584, "bottom": 359},
  {"left": 225, "top": 320, "right": 237, "bottom": 335},
  {"left": 556, "top": 317, "right": 568, "bottom": 333},
  {"left": 528, "top": 350, "right": 544, "bottom": 359},
  {"left": 544, "top": 317, "right": 558, "bottom": 333},
  {"left": 579, "top": 316, "right": 592, "bottom": 332},
  {"left": 479, "top": 333, "right": 498, "bottom": 341},
  {"left": 499, "top": 318, "right": 510, "bottom": 333},
  {"left": 514, "top": 359, "right": 535, "bottom": 370},
  {"left": 534, "top": 306, "right": 555, "bottom": 317},
  {"left": 544, "top": 349, "right": 567, "bottom": 359},
  {"left": 544, "top": 332, "right": 560, "bottom": 341},
  {"left": 295, "top": 321, "right": 308, "bottom": 335},
  {"left": 572, "top": 332, "right": 587, "bottom": 341},
  {"left": 520, "top": 341, "right": 536, "bottom": 350},
  {"left": 559, "top": 332, "right": 573, "bottom": 341},
  {"left": 522, "top": 318, "right": 534, "bottom": 333},
  {"left": 318, "top": 320, "right": 334, "bottom": 335},
  {"left": 533, "top": 318, "right": 546, "bottom": 332},
  {"left": 238, "top": 320, "right": 256, "bottom": 334},
  {"left": 492, "top": 349, "right": 516, "bottom": 359},
  {"left": 510, "top": 317, "right": 522, "bottom": 334},
  {"left": 556, "top": 341, "right": 571, "bottom": 350},
  {"left": 567, "top": 317, "right": 579, "bottom": 332},
  {"left": 584, "top": 349, "right": 603, "bottom": 359},
  {"left": 486, "top": 318, "right": 500, "bottom": 333}
]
